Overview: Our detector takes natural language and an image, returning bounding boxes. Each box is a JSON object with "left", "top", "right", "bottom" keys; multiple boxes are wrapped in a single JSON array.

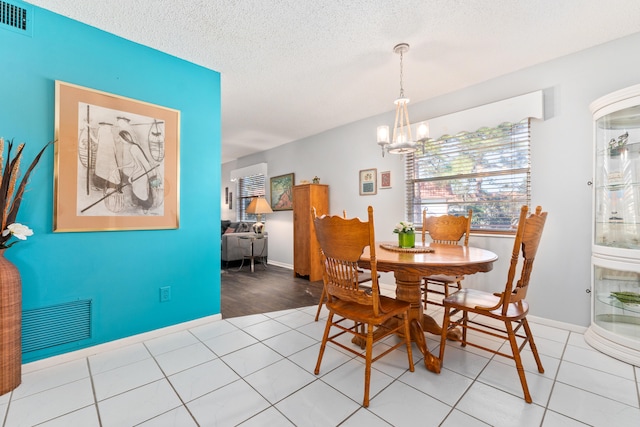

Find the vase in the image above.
[
  {"left": 398, "top": 231, "right": 415, "bottom": 248},
  {"left": 0, "top": 249, "right": 21, "bottom": 395}
]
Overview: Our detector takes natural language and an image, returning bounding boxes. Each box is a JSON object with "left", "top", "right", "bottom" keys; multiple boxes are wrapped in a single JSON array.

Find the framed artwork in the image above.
[
  {"left": 225, "top": 186, "right": 229, "bottom": 204},
  {"left": 270, "top": 173, "right": 295, "bottom": 210},
  {"left": 54, "top": 81, "right": 180, "bottom": 232},
  {"left": 380, "top": 170, "right": 391, "bottom": 189},
  {"left": 359, "top": 168, "right": 377, "bottom": 196},
  {"left": 229, "top": 192, "right": 233, "bottom": 210}
]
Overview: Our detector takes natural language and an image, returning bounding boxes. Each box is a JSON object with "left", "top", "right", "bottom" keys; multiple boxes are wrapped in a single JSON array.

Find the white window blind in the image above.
[
  {"left": 405, "top": 119, "right": 531, "bottom": 232},
  {"left": 237, "top": 174, "right": 266, "bottom": 221}
]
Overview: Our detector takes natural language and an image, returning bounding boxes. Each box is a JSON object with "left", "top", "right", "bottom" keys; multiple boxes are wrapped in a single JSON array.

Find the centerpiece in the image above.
[
  {"left": 393, "top": 220, "right": 415, "bottom": 248},
  {"left": 0, "top": 137, "right": 51, "bottom": 396}
]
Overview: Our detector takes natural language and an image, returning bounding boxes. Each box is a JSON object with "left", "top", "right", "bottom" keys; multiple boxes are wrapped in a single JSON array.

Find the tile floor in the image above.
[{"left": 1, "top": 303, "right": 639, "bottom": 426}]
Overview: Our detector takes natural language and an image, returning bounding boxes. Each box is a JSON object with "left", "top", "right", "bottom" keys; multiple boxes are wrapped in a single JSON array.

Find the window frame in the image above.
[{"left": 405, "top": 118, "right": 531, "bottom": 234}]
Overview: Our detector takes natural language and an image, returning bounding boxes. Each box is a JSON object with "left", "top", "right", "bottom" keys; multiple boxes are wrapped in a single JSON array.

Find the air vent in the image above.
[
  {"left": 22, "top": 299, "right": 92, "bottom": 354},
  {"left": 0, "top": 0, "right": 32, "bottom": 36}
]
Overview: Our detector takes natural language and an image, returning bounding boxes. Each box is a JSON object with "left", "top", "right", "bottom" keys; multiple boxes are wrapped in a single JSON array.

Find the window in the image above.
[
  {"left": 405, "top": 118, "right": 531, "bottom": 233},
  {"left": 237, "top": 174, "right": 266, "bottom": 221}
]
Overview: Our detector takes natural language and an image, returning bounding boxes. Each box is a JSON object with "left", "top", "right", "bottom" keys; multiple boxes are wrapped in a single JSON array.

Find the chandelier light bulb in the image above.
[
  {"left": 417, "top": 121, "right": 429, "bottom": 141},
  {"left": 377, "top": 125, "right": 390, "bottom": 144}
]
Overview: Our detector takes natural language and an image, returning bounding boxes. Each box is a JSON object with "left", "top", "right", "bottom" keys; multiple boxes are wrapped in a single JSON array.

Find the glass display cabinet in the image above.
[{"left": 585, "top": 84, "right": 640, "bottom": 366}]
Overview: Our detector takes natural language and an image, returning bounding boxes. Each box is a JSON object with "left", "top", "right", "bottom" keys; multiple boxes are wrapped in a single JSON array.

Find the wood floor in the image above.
[{"left": 221, "top": 263, "right": 324, "bottom": 318}]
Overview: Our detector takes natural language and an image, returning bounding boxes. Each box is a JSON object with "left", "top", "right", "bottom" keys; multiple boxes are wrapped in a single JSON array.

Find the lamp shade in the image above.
[{"left": 246, "top": 197, "right": 273, "bottom": 214}]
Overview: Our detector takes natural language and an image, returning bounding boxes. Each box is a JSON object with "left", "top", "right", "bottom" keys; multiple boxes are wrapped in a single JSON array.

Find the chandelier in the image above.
[{"left": 377, "top": 43, "right": 429, "bottom": 157}]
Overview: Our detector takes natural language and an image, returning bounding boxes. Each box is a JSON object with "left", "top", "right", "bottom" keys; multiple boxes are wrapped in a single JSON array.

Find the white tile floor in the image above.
[{"left": 1, "top": 304, "right": 639, "bottom": 427}]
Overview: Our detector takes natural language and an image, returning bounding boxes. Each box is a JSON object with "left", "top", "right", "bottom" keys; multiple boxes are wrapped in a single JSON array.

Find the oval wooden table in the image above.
[{"left": 359, "top": 242, "right": 498, "bottom": 373}]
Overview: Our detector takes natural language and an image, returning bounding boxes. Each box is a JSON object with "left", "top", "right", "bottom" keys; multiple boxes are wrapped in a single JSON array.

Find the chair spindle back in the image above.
[
  {"left": 313, "top": 206, "right": 380, "bottom": 314},
  {"left": 422, "top": 209, "right": 473, "bottom": 246},
  {"left": 498, "top": 205, "right": 547, "bottom": 314}
]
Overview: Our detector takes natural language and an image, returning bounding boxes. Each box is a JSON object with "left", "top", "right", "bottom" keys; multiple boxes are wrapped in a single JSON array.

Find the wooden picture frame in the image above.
[
  {"left": 380, "top": 170, "right": 391, "bottom": 189},
  {"left": 54, "top": 81, "right": 180, "bottom": 232},
  {"left": 359, "top": 168, "right": 377, "bottom": 195},
  {"left": 270, "top": 173, "right": 295, "bottom": 210}
]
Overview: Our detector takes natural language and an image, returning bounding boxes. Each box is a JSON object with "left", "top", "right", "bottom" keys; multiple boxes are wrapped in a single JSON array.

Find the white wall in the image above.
[{"left": 222, "top": 32, "right": 640, "bottom": 327}]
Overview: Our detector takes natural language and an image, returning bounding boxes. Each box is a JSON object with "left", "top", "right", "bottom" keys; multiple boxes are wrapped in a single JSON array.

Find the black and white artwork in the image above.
[{"left": 77, "top": 103, "right": 165, "bottom": 217}]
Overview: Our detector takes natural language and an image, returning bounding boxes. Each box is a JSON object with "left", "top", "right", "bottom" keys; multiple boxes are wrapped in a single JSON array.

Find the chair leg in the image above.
[
  {"left": 522, "top": 318, "right": 544, "bottom": 374},
  {"left": 505, "top": 320, "right": 532, "bottom": 403},
  {"left": 363, "top": 322, "right": 374, "bottom": 407},
  {"left": 460, "top": 311, "right": 468, "bottom": 346},
  {"left": 439, "top": 307, "right": 451, "bottom": 361},
  {"left": 315, "top": 313, "right": 333, "bottom": 375},
  {"left": 422, "top": 280, "right": 427, "bottom": 310},
  {"left": 402, "top": 313, "right": 415, "bottom": 372},
  {"left": 314, "top": 286, "right": 326, "bottom": 321}
]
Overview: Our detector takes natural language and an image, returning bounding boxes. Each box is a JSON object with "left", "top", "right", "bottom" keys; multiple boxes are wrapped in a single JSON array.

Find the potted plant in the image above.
[
  {"left": 0, "top": 137, "right": 51, "bottom": 396},
  {"left": 393, "top": 221, "right": 416, "bottom": 248}
]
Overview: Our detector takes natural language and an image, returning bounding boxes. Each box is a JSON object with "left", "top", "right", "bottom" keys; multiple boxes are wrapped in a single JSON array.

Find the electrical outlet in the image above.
[{"left": 159, "top": 286, "right": 171, "bottom": 302}]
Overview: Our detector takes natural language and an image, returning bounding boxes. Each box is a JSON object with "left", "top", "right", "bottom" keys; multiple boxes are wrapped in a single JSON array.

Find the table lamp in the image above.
[{"left": 246, "top": 197, "right": 273, "bottom": 236}]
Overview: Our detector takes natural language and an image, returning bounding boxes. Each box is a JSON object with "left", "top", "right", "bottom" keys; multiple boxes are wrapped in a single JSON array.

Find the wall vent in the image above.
[
  {"left": 22, "top": 299, "right": 92, "bottom": 354},
  {"left": 0, "top": 0, "right": 32, "bottom": 36}
]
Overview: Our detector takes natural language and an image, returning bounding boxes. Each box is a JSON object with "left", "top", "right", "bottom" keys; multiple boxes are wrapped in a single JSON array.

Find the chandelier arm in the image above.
[
  {"left": 402, "top": 102, "right": 413, "bottom": 141},
  {"left": 392, "top": 103, "right": 401, "bottom": 144}
]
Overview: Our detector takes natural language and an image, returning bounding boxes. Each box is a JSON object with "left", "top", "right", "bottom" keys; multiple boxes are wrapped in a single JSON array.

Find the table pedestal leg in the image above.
[
  {"left": 395, "top": 272, "right": 441, "bottom": 373},
  {"left": 410, "top": 319, "right": 440, "bottom": 373},
  {"left": 421, "top": 314, "right": 462, "bottom": 341}
]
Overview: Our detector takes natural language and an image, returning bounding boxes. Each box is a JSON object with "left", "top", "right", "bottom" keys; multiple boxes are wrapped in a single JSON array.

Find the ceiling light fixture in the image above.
[{"left": 377, "top": 43, "right": 429, "bottom": 157}]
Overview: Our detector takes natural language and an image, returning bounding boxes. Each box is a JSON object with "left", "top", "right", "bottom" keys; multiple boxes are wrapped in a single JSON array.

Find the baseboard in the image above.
[
  {"left": 267, "top": 260, "right": 293, "bottom": 269},
  {"left": 527, "top": 314, "right": 587, "bottom": 333},
  {"left": 22, "top": 313, "right": 222, "bottom": 373}
]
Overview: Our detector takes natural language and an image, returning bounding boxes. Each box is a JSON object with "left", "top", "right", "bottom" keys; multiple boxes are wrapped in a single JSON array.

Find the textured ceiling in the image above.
[{"left": 27, "top": 0, "right": 640, "bottom": 163}]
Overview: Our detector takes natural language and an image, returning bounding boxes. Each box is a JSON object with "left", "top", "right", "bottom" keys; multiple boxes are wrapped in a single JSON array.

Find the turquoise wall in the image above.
[{"left": 0, "top": 3, "right": 221, "bottom": 362}]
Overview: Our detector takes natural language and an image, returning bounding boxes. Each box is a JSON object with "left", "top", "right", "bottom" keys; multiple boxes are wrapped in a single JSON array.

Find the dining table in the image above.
[{"left": 358, "top": 241, "right": 498, "bottom": 373}]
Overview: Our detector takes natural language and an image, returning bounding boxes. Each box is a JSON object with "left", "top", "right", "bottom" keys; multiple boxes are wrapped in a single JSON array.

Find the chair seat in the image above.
[
  {"left": 327, "top": 294, "right": 410, "bottom": 324},
  {"left": 315, "top": 270, "right": 378, "bottom": 321},
  {"left": 443, "top": 288, "right": 529, "bottom": 320},
  {"left": 424, "top": 274, "right": 462, "bottom": 284}
]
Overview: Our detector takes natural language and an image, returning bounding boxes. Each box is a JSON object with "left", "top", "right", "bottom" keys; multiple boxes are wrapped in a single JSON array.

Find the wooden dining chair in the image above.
[
  {"left": 313, "top": 206, "right": 414, "bottom": 407},
  {"left": 314, "top": 209, "right": 376, "bottom": 321},
  {"left": 421, "top": 209, "right": 472, "bottom": 309},
  {"left": 438, "top": 205, "right": 547, "bottom": 403}
]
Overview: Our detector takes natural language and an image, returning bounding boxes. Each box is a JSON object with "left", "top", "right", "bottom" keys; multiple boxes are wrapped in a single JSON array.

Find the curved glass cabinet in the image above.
[{"left": 585, "top": 84, "right": 640, "bottom": 366}]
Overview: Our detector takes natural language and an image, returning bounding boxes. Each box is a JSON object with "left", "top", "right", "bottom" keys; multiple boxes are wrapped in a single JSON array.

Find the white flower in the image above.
[
  {"left": 2, "top": 223, "right": 34, "bottom": 241},
  {"left": 393, "top": 221, "right": 415, "bottom": 234}
]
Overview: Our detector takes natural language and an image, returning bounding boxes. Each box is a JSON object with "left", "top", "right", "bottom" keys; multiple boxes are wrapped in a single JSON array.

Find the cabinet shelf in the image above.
[
  {"left": 596, "top": 182, "right": 640, "bottom": 191},
  {"left": 597, "top": 141, "right": 640, "bottom": 157},
  {"left": 596, "top": 293, "right": 640, "bottom": 315}
]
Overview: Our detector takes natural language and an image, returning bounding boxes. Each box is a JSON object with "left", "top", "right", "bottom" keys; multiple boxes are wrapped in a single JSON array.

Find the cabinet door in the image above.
[
  {"left": 587, "top": 256, "right": 640, "bottom": 365},
  {"left": 293, "top": 186, "right": 311, "bottom": 276},
  {"left": 308, "top": 186, "right": 329, "bottom": 281},
  {"left": 593, "top": 103, "right": 640, "bottom": 256}
]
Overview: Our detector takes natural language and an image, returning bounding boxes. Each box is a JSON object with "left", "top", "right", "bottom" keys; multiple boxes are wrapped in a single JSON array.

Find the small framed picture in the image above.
[
  {"left": 359, "top": 168, "right": 377, "bottom": 196},
  {"left": 380, "top": 170, "right": 391, "bottom": 189},
  {"left": 270, "top": 173, "right": 295, "bottom": 210},
  {"left": 229, "top": 192, "right": 233, "bottom": 210}
]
